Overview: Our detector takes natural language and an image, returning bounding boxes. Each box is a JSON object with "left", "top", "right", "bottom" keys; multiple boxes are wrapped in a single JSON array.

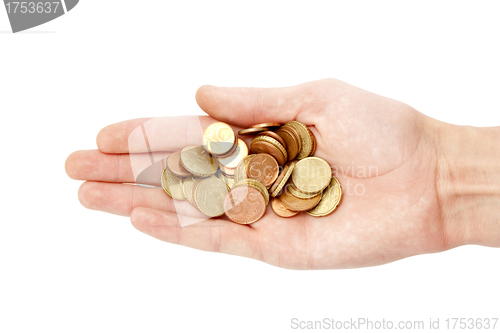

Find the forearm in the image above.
[{"left": 435, "top": 122, "right": 500, "bottom": 248}]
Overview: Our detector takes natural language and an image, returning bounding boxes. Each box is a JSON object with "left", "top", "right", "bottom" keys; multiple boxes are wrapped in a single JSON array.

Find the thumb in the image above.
[{"left": 195, "top": 83, "right": 309, "bottom": 127}]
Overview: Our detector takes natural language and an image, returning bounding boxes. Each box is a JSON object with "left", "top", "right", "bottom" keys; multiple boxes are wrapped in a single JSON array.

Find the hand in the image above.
[{"left": 65, "top": 79, "right": 499, "bottom": 269}]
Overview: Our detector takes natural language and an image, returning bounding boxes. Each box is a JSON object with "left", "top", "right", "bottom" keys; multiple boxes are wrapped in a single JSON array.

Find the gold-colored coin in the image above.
[
  {"left": 203, "top": 122, "right": 236, "bottom": 156},
  {"left": 307, "top": 177, "right": 342, "bottom": 217},
  {"left": 180, "top": 145, "right": 219, "bottom": 177},
  {"left": 234, "top": 154, "right": 254, "bottom": 183},
  {"left": 234, "top": 178, "right": 269, "bottom": 206},
  {"left": 285, "top": 121, "right": 312, "bottom": 159},
  {"left": 160, "top": 166, "right": 172, "bottom": 198},
  {"left": 287, "top": 183, "right": 321, "bottom": 199},
  {"left": 291, "top": 157, "right": 331, "bottom": 194},
  {"left": 181, "top": 175, "right": 199, "bottom": 205},
  {"left": 218, "top": 139, "right": 248, "bottom": 169},
  {"left": 270, "top": 162, "right": 295, "bottom": 197},
  {"left": 162, "top": 167, "right": 186, "bottom": 200},
  {"left": 193, "top": 177, "right": 229, "bottom": 217}
]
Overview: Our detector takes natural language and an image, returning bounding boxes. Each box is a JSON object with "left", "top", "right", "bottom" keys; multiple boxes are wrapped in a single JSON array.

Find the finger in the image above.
[
  {"left": 66, "top": 149, "right": 169, "bottom": 185},
  {"left": 130, "top": 207, "right": 261, "bottom": 259},
  {"left": 77, "top": 181, "right": 203, "bottom": 218},
  {"left": 97, "top": 116, "right": 241, "bottom": 154},
  {"left": 195, "top": 81, "right": 321, "bottom": 127}
]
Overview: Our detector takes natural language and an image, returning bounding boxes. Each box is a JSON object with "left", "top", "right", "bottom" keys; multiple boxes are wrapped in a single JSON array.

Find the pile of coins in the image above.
[{"left": 161, "top": 121, "right": 342, "bottom": 224}]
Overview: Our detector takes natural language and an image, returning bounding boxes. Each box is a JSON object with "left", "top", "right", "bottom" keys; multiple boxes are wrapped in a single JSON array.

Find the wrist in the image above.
[{"left": 434, "top": 122, "right": 500, "bottom": 248}]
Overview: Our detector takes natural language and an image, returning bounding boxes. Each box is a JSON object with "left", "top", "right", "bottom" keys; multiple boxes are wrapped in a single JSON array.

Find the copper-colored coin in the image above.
[
  {"left": 251, "top": 135, "right": 287, "bottom": 161},
  {"left": 276, "top": 125, "right": 302, "bottom": 161},
  {"left": 271, "top": 197, "right": 299, "bottom": 218},
  {"left": 167, "top": 151, "right": 192, "bottom": 177},
  {"left": 251, "top": 123, "right": 281, "bottom": 128},
  {"left": 223, "top": 185, "right": 266, "bottom": 224},
  {"left": 308, "top": 128, "right": 317, "bottom": 156},
  {"left": 249, "top": 139, "right": 286, "bottom": 166},
  {"left": 203, "top": 122, "right": 236, "bottom": 156},
  {"left": 257, "top": 131, "right": 287, "bottom": 149},
  {"left": 238, "top": 127, "right": 269, "bottom": 135},
  {"left": 246, "top": 153, "right": 279, "bottom": 188},
  {"left": 279, "top": 184, "right": 322, "bottom": 211},
  {"left": 285, "top": 121, "right": 313, "bottom": 159},
  {"left": 269, "top": 162, "right": 295, "bottom": 197}
]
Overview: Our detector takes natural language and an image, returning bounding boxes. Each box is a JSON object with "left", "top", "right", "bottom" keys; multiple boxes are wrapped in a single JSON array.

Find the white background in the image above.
[{"left": 1, "top": 1, "right": 499, "bottom": 332}]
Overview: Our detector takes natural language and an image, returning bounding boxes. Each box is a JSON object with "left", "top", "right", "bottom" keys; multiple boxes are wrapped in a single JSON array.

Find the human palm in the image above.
[{"left": 66, "top": 79, "right": 446, "bottom": 269}]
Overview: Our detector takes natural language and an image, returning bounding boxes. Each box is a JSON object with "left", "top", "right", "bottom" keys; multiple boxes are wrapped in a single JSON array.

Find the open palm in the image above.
[{"left": 66, "top": 79, "right": 447, "bottom": 269}]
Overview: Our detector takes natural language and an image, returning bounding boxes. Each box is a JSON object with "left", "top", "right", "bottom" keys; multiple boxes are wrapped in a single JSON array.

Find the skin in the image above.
[{"left": 65, "top": 79, "right": 500, "bottom": 269}]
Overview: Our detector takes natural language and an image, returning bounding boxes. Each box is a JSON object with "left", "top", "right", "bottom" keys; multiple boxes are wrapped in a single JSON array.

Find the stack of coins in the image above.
[{"left": 161, "top": 121, "right": 342, "bottom": 224}]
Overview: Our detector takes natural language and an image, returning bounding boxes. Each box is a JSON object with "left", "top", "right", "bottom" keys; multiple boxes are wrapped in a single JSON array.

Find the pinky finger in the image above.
[{"left": 130, "top": 207, "right": 262, "bottom": 259}]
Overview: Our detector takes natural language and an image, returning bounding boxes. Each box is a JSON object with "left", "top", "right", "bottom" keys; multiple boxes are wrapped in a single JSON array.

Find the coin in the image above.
[
  {"left": 238, "top": 127, "right": 269, "bottom": 135},
  {"left": 223, "top": 185, "right": 266, "bottom": 224},
  {"left": 257, "top": 131, "right": 287, "bottom": 148},
  {"left": 285, "top": 121, "right": 312, "bottom": 159},
  {"left": 251, "top": 135, "right": 288, "bottom": 161},
  {"left": 271, "top": 197, "right": 299, "bottom": 218},
  {"left": 203, "top": 122, "right": 236, "bottom": 156},
  {"left": 279, "top": 185, "right": 322, "bottom": 211},
  {"left": 218, "top": 138, "right": 248, "bottom": 169},
  {"left": 181, "top": 175, "right": 199, "bottom": 205},
  {"left": 275, "top": 125, "right": 301, "bottom": 161},
  {"left": 167, "top": 151, "right": 192, "bottom": 177},
  {"left": 269, "top": 161, "right": 295, "bottom": 197},
  {"left": 234, "top": 154, "right": 254, "bottom": 183},
  {"left": 190, "top": 178, "right": 205, "bottom": 211},
  {"left": 160, "top": 166, "right": 172, "bottom": 198},
  {"left": 162, "top": 166, "right": 186, "bottom": 200},
  {"left": 307, "top": 177, "right": 342, "bottom": 217},
  {"left": 193, "top": 177, "right": 229, "bottom": 217},
  {"left": 291, "top": 157, "right": 331, "bottom": 193},
  {"left": 308, "top": 128, "right": 317, "bottom": 156},
  {"left": 234, "top": 178, "right": 269, "bottom": 205},
  {"left": 247, "top": 153, "right": 279, "bottom": 188},
  {"left": 251, "top": 123, "right": 281, "bottom": 128},
  {"left": 249, "top": 136, "right": 287, "bottom": 166},
  {"left": 288, "top": 183, "right": 321, "bottom": 199},
  {"left": 180, "top": 145, "right": 219, "bottom": 177}
]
